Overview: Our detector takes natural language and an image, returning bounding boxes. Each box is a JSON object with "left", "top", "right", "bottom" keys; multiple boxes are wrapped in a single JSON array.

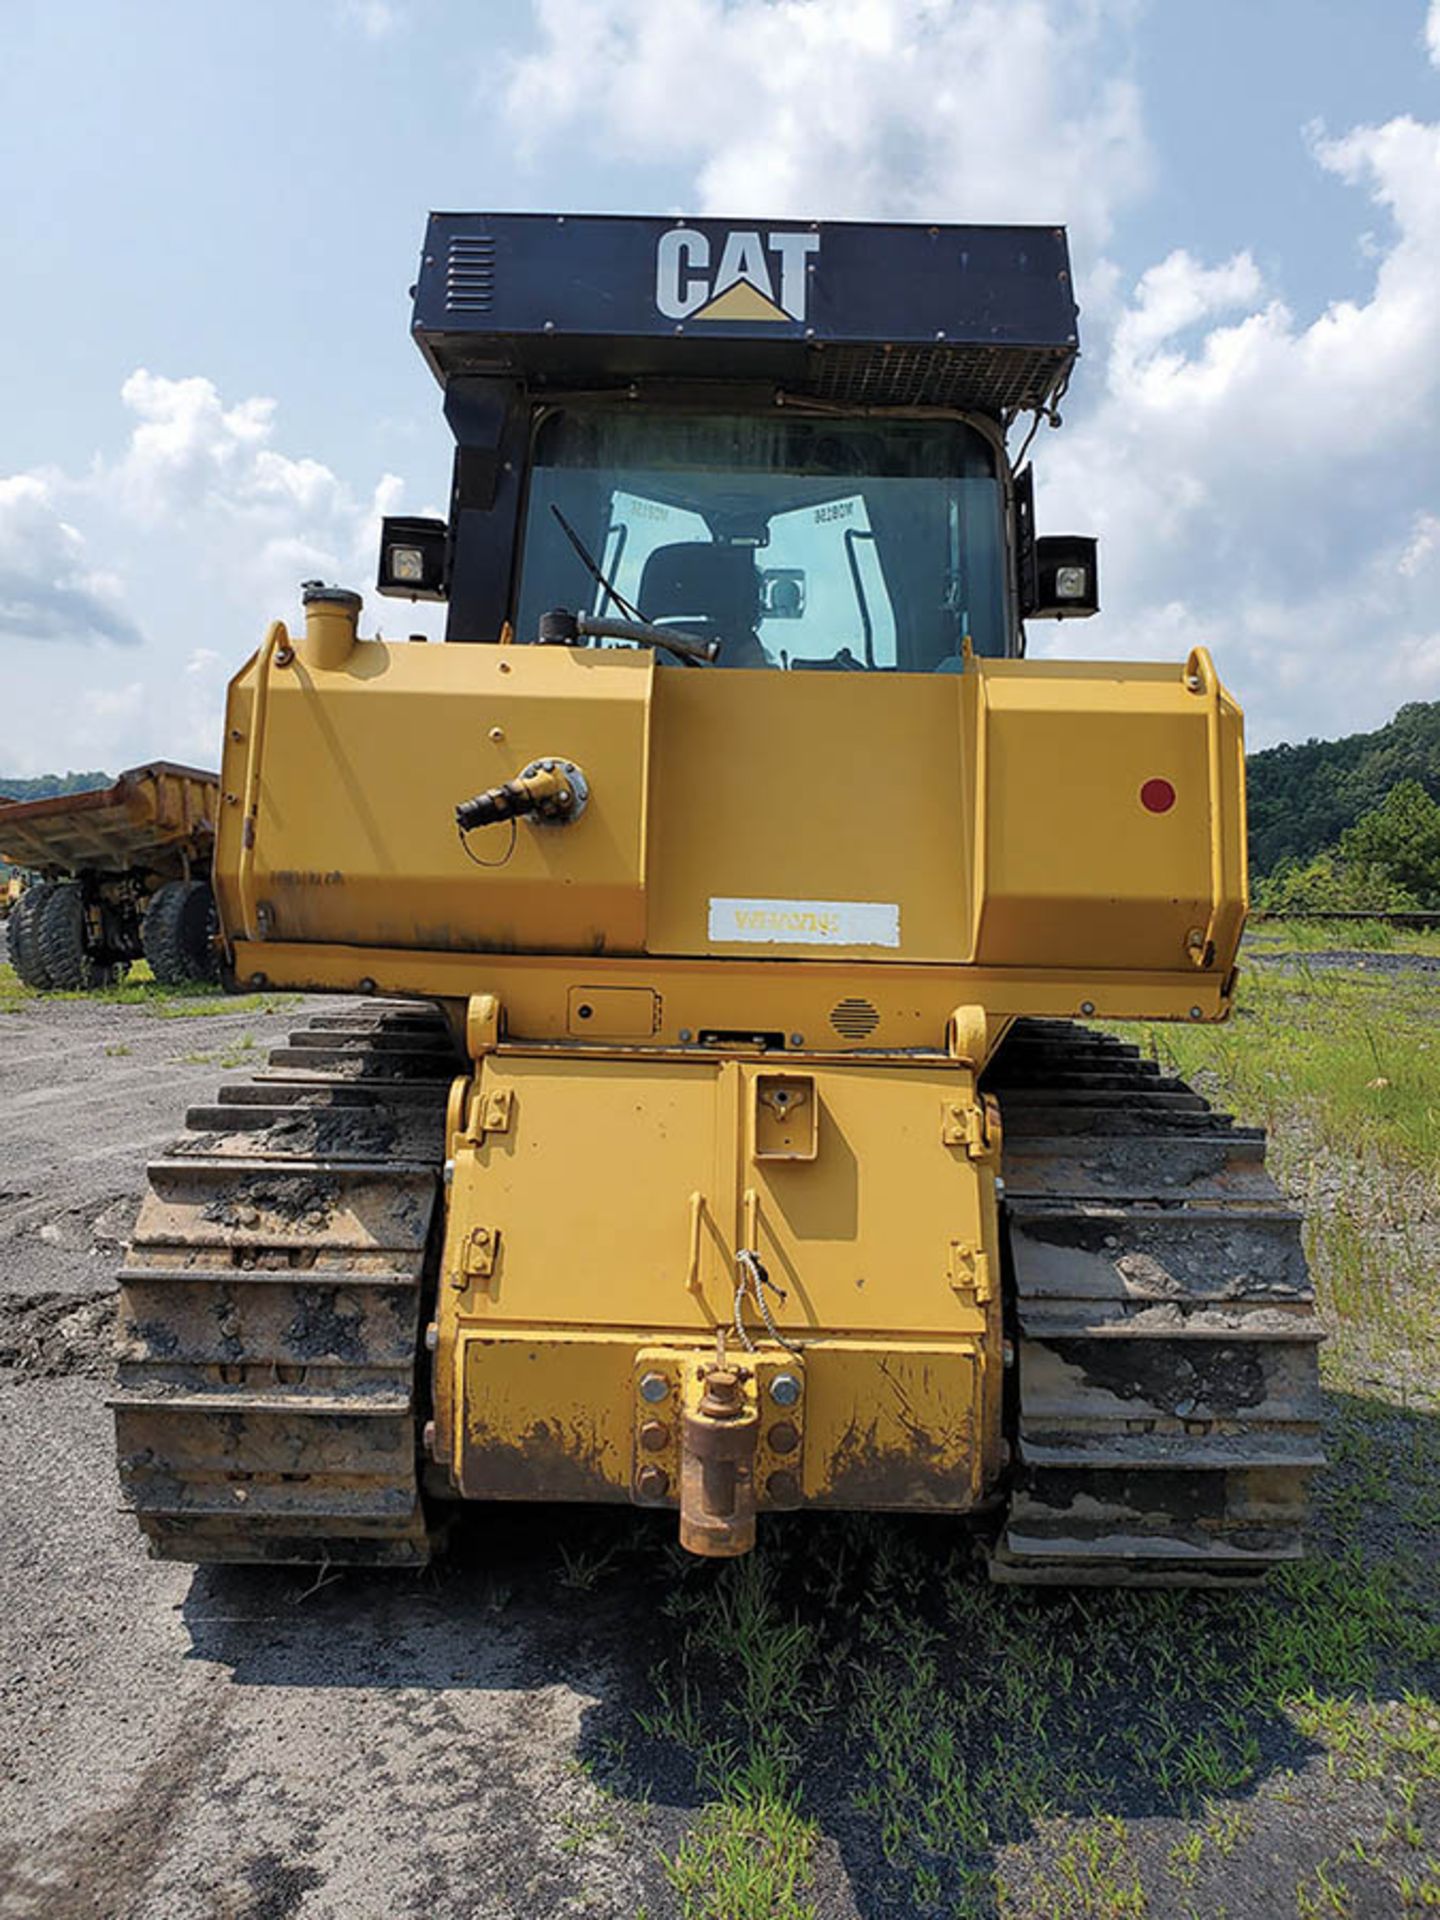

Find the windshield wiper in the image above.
[
  {"left": 549, "top": 504, "right": 644, "bottom": 623},
  {"left": 546, "top": 503, "right": 717, "bottom": 665}
]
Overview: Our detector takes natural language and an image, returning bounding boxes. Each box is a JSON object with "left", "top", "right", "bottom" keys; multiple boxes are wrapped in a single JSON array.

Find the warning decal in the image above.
[{"left": 707, "top": 897, "right": 901, "bottom": 948}]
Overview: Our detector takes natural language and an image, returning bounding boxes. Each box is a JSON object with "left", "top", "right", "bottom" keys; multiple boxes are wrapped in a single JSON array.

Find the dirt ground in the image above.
[
  {"left": 0, "top": 987, "right": 692, "bottom": 1920},
  {"left": 0, "top": 976, "right": 1435, "bottom": 1920}
]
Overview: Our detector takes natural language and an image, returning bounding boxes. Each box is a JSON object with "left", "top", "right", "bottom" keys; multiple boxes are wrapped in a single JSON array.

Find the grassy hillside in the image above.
[{"left": 1249, "top": 700, "right": 1440, "bottom": 877}]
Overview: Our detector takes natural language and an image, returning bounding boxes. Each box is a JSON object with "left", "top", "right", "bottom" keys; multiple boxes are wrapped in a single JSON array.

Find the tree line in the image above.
[
  {"left": 0, "top": 773, "right": 112, "bottom": 880},
  {"left": 0, "top": 771, "right": 111, "bottom": 806},
  {"left": 1247, "top": 700, "right": 1440, "bottom": 911}
]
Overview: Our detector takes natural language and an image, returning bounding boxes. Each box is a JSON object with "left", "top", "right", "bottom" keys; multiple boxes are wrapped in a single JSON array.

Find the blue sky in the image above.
[{"left": 1, "top": 0, "right": 1437, "bottom": 773}]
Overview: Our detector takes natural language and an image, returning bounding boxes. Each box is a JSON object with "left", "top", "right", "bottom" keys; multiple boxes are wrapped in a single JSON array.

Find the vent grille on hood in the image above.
[{"left": 445, "top": 236, "right": 496, "bottom": 314}]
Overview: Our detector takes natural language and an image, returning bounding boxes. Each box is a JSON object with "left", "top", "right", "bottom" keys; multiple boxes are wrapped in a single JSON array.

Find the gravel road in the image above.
[{"left": 0, "top": 991, "right": 694, "bottom": 1920}]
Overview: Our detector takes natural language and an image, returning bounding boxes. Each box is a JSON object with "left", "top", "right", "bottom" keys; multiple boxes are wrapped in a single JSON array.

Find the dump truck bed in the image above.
[{"left": 0, "top": 763, "right": 219, "bottom": 878}]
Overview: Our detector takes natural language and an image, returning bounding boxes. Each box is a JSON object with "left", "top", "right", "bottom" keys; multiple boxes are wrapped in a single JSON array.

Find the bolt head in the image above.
[
  {"left": 636, "top": 1464, "right": 670, "bottom": 1501},
  {"left": 767, "top": 1421, "right": 799, "bottom": 1456},
  {"left": 678, "top": 1028, "right": 693, "bottom": 1044},
  {"left": 1080, "top": 1000, "right": 1096, "bottom": 1016},
  {"left": 638, "top": 1419, "right": 670, "bottom": 1453},
  {"left": 1190, "top": 1005, "right": 1204, "bottom": 1020},
  {"left": 765, "top": 1469, "right": 800, "bottom": 1506},
  {"left": 769, "top": 1371, "right": 802, "bottom": 1407},
  {"left": 638, "top": 1371, "right": 669, "bottom": 1404}
]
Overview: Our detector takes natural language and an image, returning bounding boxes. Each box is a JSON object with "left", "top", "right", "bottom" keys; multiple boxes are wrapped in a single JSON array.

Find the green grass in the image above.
[
  {"left": 593, "top": 1476, "right": 1438, "bottom": 1917},
  {"left": 1130, "top": 961, "right": 1439, "bottom": 1175},
  {"left": 0, "top": 958, "right": 299, "bottom": 1019}
]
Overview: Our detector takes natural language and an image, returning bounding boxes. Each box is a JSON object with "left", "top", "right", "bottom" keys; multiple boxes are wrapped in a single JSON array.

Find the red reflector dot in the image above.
[{"left": 1141, "top": 778, "right": 1176, "bottom": 814}]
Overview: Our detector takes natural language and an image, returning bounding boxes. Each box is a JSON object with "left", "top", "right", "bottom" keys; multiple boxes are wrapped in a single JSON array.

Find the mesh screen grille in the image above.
[{"left": 804, "top": 341, "right": 1070, "bottom": 414}]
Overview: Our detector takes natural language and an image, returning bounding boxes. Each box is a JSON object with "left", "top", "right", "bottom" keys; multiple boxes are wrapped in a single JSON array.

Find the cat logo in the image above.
[{"left": 655, "top": 227, "right": 820, "bottom": 324}]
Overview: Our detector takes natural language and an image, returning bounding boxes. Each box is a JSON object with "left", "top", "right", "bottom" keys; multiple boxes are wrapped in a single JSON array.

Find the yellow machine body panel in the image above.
[
  {"left": 976, "top": 659, "right": 1245, "bottom": 971},
  {"left": 216, "top": 634, "right": 1245, "bottom": 998},
  {"left": 436, "top": 1047, "right": 1002, "bottom": 1513},
  {"left": 646, "top": 666, "right": 974, "bottom": 960},
  {"left": 222, "top": 644, "right": 654, "bottom": 954}
]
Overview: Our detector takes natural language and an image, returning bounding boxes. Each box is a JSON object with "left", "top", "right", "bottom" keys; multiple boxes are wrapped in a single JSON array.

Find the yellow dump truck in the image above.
[
  {"left": 1, "top": 763, "right": 220, "bottom": 989},
  {"left": 112, "top": 214, "right": 1321, "bottom": 1584}
]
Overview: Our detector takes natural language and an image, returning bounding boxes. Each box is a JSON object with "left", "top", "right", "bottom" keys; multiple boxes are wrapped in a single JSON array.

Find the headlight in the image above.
[
  {"left": 389, "top": 545, "right": 426, "bottom": 584},
  {"left": 376, "top": 516, "right": 448, "bottom": 600}
]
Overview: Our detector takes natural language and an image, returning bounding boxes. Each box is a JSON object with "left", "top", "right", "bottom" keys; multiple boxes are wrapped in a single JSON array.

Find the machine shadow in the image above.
[{"left": 180, "top": 1386, "right": 1438, "bottom": 1920}]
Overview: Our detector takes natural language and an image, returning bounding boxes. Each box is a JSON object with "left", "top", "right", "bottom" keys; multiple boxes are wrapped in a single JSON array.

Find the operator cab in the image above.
[{"left": 381, "top": 214, "right": 1099, "bottom": 662}]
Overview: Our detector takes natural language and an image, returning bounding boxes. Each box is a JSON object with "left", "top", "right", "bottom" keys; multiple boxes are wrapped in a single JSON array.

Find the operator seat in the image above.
[{"left": 638, "top": 543, "right": 773, "bottom": 669}]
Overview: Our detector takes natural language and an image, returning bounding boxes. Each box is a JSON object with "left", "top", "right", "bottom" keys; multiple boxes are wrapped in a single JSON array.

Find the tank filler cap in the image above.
[
  {"left": 301, "top": 580, "right": 363, "bottom": 613},
  {"left": 298, "top": 581, "right": 362, "bottom": 671}
]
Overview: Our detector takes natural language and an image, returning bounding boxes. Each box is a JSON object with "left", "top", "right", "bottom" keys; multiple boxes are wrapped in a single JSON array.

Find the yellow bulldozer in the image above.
[{"left": 113, "top": 214, "right": 1322, "bottom": 1585}]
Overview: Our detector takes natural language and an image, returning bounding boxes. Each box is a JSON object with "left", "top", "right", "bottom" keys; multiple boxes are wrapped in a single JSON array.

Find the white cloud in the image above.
[
  {"left": 505, "top": 0, "right": 1148, "bottom": 255},
  {"left": 104, "top": 369, "right": 400, "bottom": 612},
  {"left": 1427, "top": 0, "right": 1440, "bottom": 65},
  {"left": 0, "top": 474, "right": 143, "bottom": 648},
  {"left": 337, "top": 0, "right": 404, "bottom": 39},
  {"left": 1399, "top": 511, "right": 1440, "bottom": 577},
  {"left": 1031, "top": 104, "right": 1440, "bottom": 744},
  {"left": 0, "top": 374, "right": 438, "bottom": 777}
]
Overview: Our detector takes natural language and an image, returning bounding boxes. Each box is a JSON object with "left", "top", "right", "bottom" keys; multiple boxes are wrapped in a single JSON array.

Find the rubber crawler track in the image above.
[
  {"left": 986, "top": 1019, "right": 1324, "bottom": 1587},
  {"left": 113, "top": 1004, "right": 459, "bottom": 1566}
]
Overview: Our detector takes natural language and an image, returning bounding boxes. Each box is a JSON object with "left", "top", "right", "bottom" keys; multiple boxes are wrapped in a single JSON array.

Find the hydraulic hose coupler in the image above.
[
  {"left": 455, "top": 757, "right": 589, "bottom": 832},
  {"left": 679, "top": 1363, "right": 759, "bottom": 1558}
]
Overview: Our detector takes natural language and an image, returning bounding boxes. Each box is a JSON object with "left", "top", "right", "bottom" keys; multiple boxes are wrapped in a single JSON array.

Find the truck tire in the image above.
[
  {"left": 9, "top": 882, "right": 57, "bottom": 989},
  {"left": 39, "top": 881, "right": 125, "bottom": 990},
  {"left": 142, "top": 879, "right": 221, "bottom": 986}
]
